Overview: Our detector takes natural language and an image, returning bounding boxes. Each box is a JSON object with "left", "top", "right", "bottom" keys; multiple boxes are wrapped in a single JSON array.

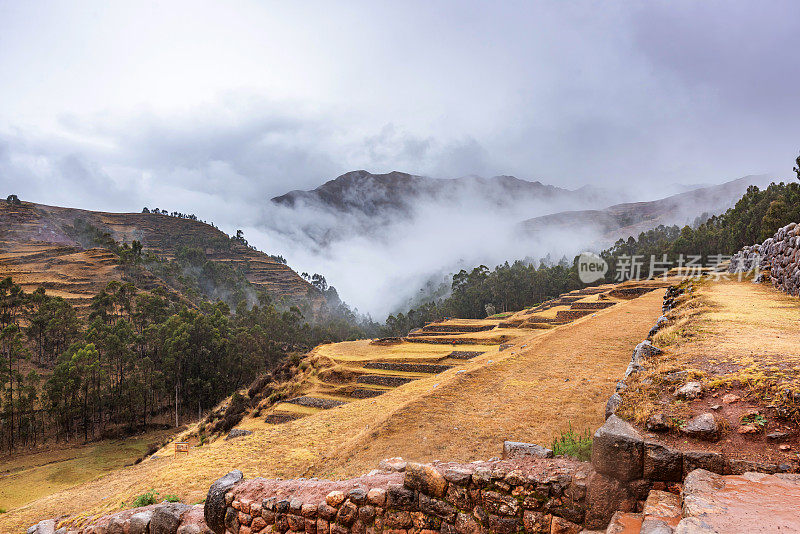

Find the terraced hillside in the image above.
[
  {"left": 0, "top": 277, "right": 673, "bottom": 532},
  {"left": 0, "top": 200, "right": 319, "bottom": 309},
  {"left": 243, "top": 282, "right": 656, "bottom": 426}
]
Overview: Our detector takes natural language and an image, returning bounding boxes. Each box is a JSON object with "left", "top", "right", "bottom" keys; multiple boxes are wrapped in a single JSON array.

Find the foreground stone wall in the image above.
[
  {"left": 730, "top": 221, "right": 800, "bottom": 296},
  {"left": 210, "top": 457, "right": 591, "bottom": 534}
]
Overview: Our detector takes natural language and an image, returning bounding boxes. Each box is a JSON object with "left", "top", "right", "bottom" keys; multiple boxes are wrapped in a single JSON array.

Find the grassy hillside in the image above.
[
  {"left": 0, "top": 200, "right": 320, "bottom": 311},
  {"left": 0, "top": 279, "right": 667, "bottom": 532}
]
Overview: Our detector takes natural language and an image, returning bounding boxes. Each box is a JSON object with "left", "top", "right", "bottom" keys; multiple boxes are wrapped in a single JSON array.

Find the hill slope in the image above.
[
  {"left": 518, "top": 175, "right": 774, "bottom": 240},
  {"left": 0, "top": 200, "right": 319, "bottom": 310},
  {"left": 0, "top": 279, "right": 667, "bottom": 531}
]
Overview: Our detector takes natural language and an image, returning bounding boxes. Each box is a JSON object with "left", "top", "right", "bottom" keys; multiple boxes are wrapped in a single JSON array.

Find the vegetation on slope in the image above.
[{"left": 0, "top": 274, "right": 373, "bottom": 453}]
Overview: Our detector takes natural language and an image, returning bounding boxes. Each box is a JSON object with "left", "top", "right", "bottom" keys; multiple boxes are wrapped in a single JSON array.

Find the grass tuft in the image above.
[
  {"left": 131, "top": 490, "right": 160, "bottom": 508},
  {"left": 550, "top": 424, "right": 592, "bottom": 461}
]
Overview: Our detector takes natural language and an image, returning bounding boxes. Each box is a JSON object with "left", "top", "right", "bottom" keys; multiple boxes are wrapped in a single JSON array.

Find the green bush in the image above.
[
  {"left": 550, "top": 424, "right": 592, "bottom": 461},
  {"left": 131, "top": 489, "right": 160, "bottom": 507},
  {"left": 163, "top": 494, "right": 180, "bottom": 503}
]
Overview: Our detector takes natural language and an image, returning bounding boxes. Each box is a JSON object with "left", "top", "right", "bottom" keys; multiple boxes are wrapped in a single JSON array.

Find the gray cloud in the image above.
[{"left": 1, "top": 1, "right": 799, "bottom": 314}]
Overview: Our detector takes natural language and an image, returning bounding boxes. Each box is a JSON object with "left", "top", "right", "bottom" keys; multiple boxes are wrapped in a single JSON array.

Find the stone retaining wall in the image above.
[
  {"left": 210, "top": 457, "right": 591, "bottom": 534},
  {"left": 553, "top": 310, "right": 593, "bottom": 322},
  {"left": 730, "top": 221, "right": 800, "bottom": 296}
]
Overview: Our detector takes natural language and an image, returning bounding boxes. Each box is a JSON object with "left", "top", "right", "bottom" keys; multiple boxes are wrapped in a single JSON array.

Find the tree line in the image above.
[
  {"left": 0, "top": 277, "right": 372, "bottom": 451},
  {"left": 383, "top": 260, "right": 582, "bottom": 336},
  {"left": 602, "top": 179, "right": 800, "bottom": 279}
]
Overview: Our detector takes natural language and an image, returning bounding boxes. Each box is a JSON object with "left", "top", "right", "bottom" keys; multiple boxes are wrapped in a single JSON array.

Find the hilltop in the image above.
[{"left": 0, "top": 200, "right": 321, "bottom": 311}]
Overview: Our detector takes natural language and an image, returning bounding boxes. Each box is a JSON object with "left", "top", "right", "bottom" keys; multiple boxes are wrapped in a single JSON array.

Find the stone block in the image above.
[
  {"left": 405, "top": 463, "right": 448, "bottom": 498},
  {"left": 591, "top": 415, "right": 644, "bottom": 482},
  {"left": 454, "top": 512, "right": 482, "bottom": 534},
  {"left": 584, "top": 470, "right": 635, "bottom": 530},
  {"left": 643, "top": 441, "right": 682, "bottom": 482},
  {"left": 205, "top": 470, "right": 243, "bottom": 534},
  {"left": 367, "top": 488, "right": 387, "bottom": 507},
  {"left": 387, "top": 484, "right": 416, "bottom": 510},
  {"left": 480, "top": 491, "right": 519, "bottom": 517},
  {"left": 502, "top": 441, "right": 554, "bottom": 460},
  {"left": 130, "top": 511, "right": 154, "bottom": 534},
  {"left": 151, "top": 503, "right": 191, "bottom": 534},
  {"left": 683, "top": 451, "right": 724, "bottom": 478},
  {"left": 522, "top": 510, "right": 550, "bottom": 533}
]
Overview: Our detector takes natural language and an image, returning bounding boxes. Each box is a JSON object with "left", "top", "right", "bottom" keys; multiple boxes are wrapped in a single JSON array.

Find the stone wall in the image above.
[
  {"left": 730, "top": 221, "right": 800, "bottom": 296},
  {"left": 211, "top": 457, "right": 591, "bottom": 534}
]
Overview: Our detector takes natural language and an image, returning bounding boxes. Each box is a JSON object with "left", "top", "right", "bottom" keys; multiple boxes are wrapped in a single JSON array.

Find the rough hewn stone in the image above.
[
  {"left": 327, "top": 492, "right": 346, "bottom": 507},
  {"left": 681, "top": 413, "right": 719, "bottom": 441},
  {"left": 206, "top": 470, "right": 243, "bottom": 534},
  {"left": 502, "top": 441, "right": 553, "bottom": 460},
  {"left": 643, "top": 441, "right": 682, "bottom": 482},
  {"left": 405, "top": 463, "right": 448, "bottom": 498},
  {"left": 683, "top": 451, "right": 725, "bottom": 477},
  {"left": 584, "top": 471, "right": 636, "bottom": 530},
  {"left": 151, "top": 503, "right": 191, "bottom": 534},
  {"left": 130, "top": 511, "right": 154, "bottom": 534},
  {"left": 591, "top": 415, "right": 644, "bottom": 482},
  {"left": 367, "top": 488, "right": 386, "bottom": 507},
  {"left": 387, "top": 484, "right": 416, "bottom": 510}
]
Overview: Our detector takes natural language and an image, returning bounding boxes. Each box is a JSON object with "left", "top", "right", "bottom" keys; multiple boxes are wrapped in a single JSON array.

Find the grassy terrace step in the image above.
[
  {"left": 406, "top": 331, "right": 465, "bottom": 337},
  {"left": 356, "top": 374, "right": 418, "bottom": 387},
  {"left": 608, "top": 286, "right": 657, "bottom": 298},
  {"left": 363, "top": 362, "right": 452, "bottom": 373},
  {"left": 285, "top": 396, "right": 348, "bottom": 409},
  {"left": 349, "top": 388, "right": 387, "bottom": 399},
  {"left": 555, "top": 309, "right": 595, "bottom": 321},
  {"left": 264, "top": 412, "right": 305, "bottom": 424},
  {"left": 570, "top": 287, "right": 609, "bottom": 295},
  {"left": 447, "top": 350, "right": 485, "bottom": 359},
  {"left": 521, "top": 315, "right": 560, "bottom": 323},
  {"left": 420, "top": 324, "right": 495, "bottom": 333},
  {"left": 403, "top": 336, "right": 504, "bottom": 345},
  {"left": 569, "top": 301, "right": 615, "bottom": 310}
]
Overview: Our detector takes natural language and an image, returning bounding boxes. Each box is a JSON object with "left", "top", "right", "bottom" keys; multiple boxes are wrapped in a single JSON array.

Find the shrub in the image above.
[
  {"left": 163, "top": 494, "right": 180, "bottom": 503},
  {"left": 550, "top": 424, "right": 592, "bottom": 461},
  {"left": 131, "top": 489, "right": 160, "bottom": 507},
  {"left": 224, "top": 391, "right": 250, "bottom": 417}
]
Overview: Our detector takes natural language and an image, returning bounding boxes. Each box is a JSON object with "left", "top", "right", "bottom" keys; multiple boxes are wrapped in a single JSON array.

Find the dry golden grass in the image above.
[
  {"left": 0, "top": 430, "right": 174, "bottom": 513},
  {"left": 620, "top": 277, "right": 800, "bottom": 427},
  {"left": 0, "top": 288, "right": 665, "bottom": 532}
]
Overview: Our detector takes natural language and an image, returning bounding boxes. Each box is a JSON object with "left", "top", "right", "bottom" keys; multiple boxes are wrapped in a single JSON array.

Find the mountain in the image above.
[
  {"left": 518, "top": 175, "right": 775, "bottom": 241},
  {"left": 270, "top": 170, "right": 618, "bottom": 245},
  {"left": 271, "top": 170, "right": 583, "bottom": 214},
  {"left": 0, "top": 200, "right": 320, "bottom": 311}
]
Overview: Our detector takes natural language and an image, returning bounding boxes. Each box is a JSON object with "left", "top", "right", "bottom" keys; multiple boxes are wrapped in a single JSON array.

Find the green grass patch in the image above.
[
  {"left": 131, "top": 489, "right": 160, "bottom": 507},
  {"left": 550, "top": 424, "right": 592, "bottom": 461},
  {"left": 488, "top": 312, "right": 514, "bottom": 319}
]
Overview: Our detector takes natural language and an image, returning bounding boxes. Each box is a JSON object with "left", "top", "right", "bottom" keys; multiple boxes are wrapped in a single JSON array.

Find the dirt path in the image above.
[{"left": 0, "top": 288, "right": 664, "bottom": 532}]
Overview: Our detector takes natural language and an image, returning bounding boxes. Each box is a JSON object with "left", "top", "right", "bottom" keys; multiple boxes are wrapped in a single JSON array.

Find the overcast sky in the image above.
[{"left": 1, "top": 1, "right": 799, "bottom": 308}]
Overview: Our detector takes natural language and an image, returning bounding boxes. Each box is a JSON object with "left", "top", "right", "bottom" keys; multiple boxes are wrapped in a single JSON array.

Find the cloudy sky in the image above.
[{"left": 1, "top": 1, "right": 799, "bottom": 312}]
